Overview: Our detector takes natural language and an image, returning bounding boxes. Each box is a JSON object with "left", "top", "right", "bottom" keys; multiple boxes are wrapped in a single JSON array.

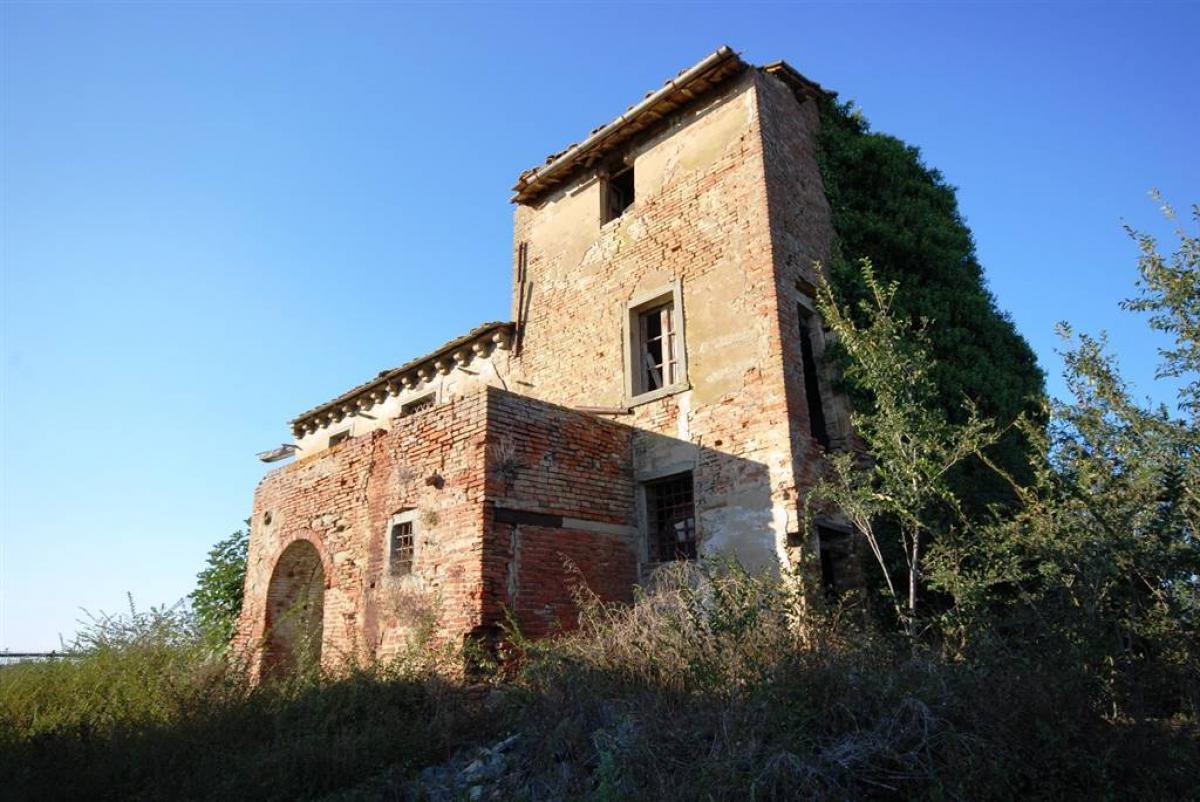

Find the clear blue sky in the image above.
[{"left": 1, "top": 2, "right": 1196, "bottom": 650}]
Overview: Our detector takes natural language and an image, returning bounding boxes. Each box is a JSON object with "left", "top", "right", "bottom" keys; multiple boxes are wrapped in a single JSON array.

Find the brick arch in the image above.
[
  {"left": 272, "top": 530, "right": 335, "bottom": 590},
  {"left": 262, "top": 537, "right": 327, "bottom": 678}
]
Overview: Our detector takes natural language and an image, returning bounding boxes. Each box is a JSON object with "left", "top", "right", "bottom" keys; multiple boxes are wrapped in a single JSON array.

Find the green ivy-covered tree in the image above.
[
  {"left": 816, "top": 99, "right": 1045, "bottom": 512},
  {"left": 189, "top": 524, "right": 249, "bottom": 648}
]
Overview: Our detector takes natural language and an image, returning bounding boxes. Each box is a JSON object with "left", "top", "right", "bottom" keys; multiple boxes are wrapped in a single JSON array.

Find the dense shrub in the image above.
[{"left": 486, "top": 563, "right": 1198, "bottom": 801}]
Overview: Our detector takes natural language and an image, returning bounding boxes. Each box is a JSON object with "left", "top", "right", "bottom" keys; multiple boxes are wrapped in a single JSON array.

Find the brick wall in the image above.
[
  {"left": 238, "top": 386, "right": 641, "bottom": 671},
  {"left": 237, "top": 392, "right": 491, "bottom": 673},
  {"left": 481, "top": 388, "right": 637, "bottom": 640},
  {"left": 756, "top": 72, "right": 853, "bottom": 524}
]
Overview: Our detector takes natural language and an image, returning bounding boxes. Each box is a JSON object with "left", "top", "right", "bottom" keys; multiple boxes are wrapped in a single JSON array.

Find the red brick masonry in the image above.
[{"left": 237, "top": 386, "right": 637, "bottom": 672}]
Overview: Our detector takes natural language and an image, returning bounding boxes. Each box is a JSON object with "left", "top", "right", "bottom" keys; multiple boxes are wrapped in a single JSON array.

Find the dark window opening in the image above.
[
  {"left": 329, "top": 430, "right": 351, "bottom": 447},
  {"left": 818, "top": 526, "right": 852, "bottom": 598},
  {"left": 401, "top": 395, "right": 435, "bottom": 416},
  {"left": 798, "top": 308, "right": 831, "bottom": 450},
  {"left": 646, "top": 472, "right": 696, "bottom": 562},
  {"left": 604, "top": 165, "right": 635, "bottom": 223},
  {"left": 638, "top": 302, "right": 677, "bottom": 394},
  {"left": 389, "top": 521, "right": 414, "bottom": 576}
]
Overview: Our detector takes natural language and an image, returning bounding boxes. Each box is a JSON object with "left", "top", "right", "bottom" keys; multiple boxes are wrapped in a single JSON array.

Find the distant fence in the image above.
[{"left": 0, "top": 651, "right": 72, "bottom": 666}]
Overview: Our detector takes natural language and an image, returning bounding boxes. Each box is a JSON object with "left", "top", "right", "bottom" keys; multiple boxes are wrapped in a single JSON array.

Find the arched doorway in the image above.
[{"left": 263, "top": 539, "right": 325, "bottom": 678}]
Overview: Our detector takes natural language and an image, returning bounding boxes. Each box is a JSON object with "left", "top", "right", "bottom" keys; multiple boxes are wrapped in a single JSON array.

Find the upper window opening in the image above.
[
  {"left": 646, "top": 472, "right": 696, "bottom": 562},
  {"left": 603, "top": 165, "right": 635, "bottom": 223},
  {"left": 401, "top": 395, "right": 435, "bottom": 416},
  {"left": 636, "top": 302, "right": 678, "bottom": 395},
  {"left": 389, "top": 520, "right": 414, "bottom": 576},
  {"left": 797, "top": 305, "right": 831, "bottom": 451},
  {"left": 328, "top": 430, "right": 351, "bottom": 448}
]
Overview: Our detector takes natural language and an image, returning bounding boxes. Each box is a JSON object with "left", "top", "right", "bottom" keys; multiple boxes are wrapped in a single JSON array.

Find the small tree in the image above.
[
  {"left": 812, "top": 259, "right": 1002, "bottom": 638},
  {"left": 953, "top": 198, "right": 1199, "bottom": 716},
  {"left": 190, "top": 524, "right": 249, "bottom": 648},
  {"left": 1122, "top": 194, "right": 1200, "bottom": 420}
]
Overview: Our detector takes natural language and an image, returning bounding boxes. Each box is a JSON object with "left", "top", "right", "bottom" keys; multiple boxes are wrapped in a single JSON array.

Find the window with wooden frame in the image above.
[
  {"left": 328, "top": 429, "right": 351, "bottom": 448},
  {"left": 389, "top": 518, "right": 415, "bottom": 576},
  {"left": 626, "top": 283, "right": 686, "bottom": 402},
  {"left": 638, "top": 302, "right": 678, "bottom": 392},
  {"left": 645, "top": 472, "right": 697, "bottom": 562}
]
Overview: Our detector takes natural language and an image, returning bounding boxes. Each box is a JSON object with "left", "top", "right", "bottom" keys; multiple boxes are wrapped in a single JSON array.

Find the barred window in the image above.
[
  {"left": 401, "top": 395, "right": 435, "bottom": 416},
  {"left": 389, "top": 521, "right": 414, "bottom": 576},
  {"left": 646, "top": 472, "right": 696, "bottom": 562}
]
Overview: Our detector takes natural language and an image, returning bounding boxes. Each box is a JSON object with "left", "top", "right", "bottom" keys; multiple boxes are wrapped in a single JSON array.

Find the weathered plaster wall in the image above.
[
  {"left": 510, "top": 69, "right": 818, "bottom": 573},
  {"left": 292, "top": 347, "right": 515, "bottom": 455}
]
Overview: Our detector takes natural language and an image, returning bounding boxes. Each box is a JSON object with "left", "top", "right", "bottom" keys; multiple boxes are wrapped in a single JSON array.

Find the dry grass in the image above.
[
  {"left": 487, "top": 562, "right": 1199, "bottom": 801},
  {"left": 3, "top": 571, "right": 1196, "bottom": 801}
]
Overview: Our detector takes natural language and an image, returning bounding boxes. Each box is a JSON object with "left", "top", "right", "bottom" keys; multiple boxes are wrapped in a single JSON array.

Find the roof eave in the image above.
[
  {"left": 510, "top": 45, "right": 746, "bottom": 204},
  {"left": 289, "top": 321, "right": 515, "bottom": 432}
]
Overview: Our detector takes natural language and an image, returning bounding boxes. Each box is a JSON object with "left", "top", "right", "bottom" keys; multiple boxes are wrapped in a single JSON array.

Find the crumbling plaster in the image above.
[
  {"left": 509, "top": 69, "right": 833, "bottom": 574},
  {"left": 292, "top": 348, "right": 514, "bottom": 455}
]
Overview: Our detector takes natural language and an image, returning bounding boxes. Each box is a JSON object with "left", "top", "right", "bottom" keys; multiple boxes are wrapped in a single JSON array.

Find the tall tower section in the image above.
[{"left": 508, "top": 47, "right": 848, "bottom": 571}]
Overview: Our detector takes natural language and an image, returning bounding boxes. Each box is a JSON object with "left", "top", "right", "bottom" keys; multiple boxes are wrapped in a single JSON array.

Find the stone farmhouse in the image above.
[{"left": 236, "top": 46, "right": 859, "bottom": 677}]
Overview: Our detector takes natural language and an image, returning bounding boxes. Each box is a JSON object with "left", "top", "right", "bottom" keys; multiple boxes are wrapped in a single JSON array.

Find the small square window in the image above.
[
  {"left": 328, "top": 430, "right": 351, "bottom": 447},
  {"left": 389, "top": 520, "right": 414, "bottom": 576},
  {"left": 645, "top": 472, "right": 696, "bottom": 562},
  {"left": 603, "top": 165, "right": 634, "bottom": 223}
]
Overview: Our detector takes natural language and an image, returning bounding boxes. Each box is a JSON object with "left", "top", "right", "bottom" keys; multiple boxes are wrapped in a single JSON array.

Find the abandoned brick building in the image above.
[{"left": 236, "top": 46, "right": 857, "bottom": 675}]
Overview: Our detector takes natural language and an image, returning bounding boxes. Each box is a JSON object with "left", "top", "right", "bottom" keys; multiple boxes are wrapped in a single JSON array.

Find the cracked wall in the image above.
[{"left": 510, "top": 70, "right": 835, "bottom": 573}]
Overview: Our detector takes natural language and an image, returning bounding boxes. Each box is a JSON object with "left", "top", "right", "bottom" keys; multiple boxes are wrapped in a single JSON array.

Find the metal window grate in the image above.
[
  {"left": 389, "top": 521, "right": 414, "bottom": 576},
  {"left": 639, "top": 302, "right": 677, "bottom": 393},
  {"left": 401, "top": 395, "right": 435, "bottom": 416},
  {"left": 647, "top": 472, "right": 696, "bottom": 562}
]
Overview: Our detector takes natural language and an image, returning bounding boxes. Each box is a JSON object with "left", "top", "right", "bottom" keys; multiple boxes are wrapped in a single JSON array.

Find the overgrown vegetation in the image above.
[
  {"left": 493, "top": 562, "right": 1197, "bottom": 800},
  {"left": 0, "top": 600, "right": 480, "bottom": 801},
  {"left": 190, "top": 524, "right": 249, "bottom": 648},
  {"left": 816, "top": 98, "right": 1046, "bottom": 513}
]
